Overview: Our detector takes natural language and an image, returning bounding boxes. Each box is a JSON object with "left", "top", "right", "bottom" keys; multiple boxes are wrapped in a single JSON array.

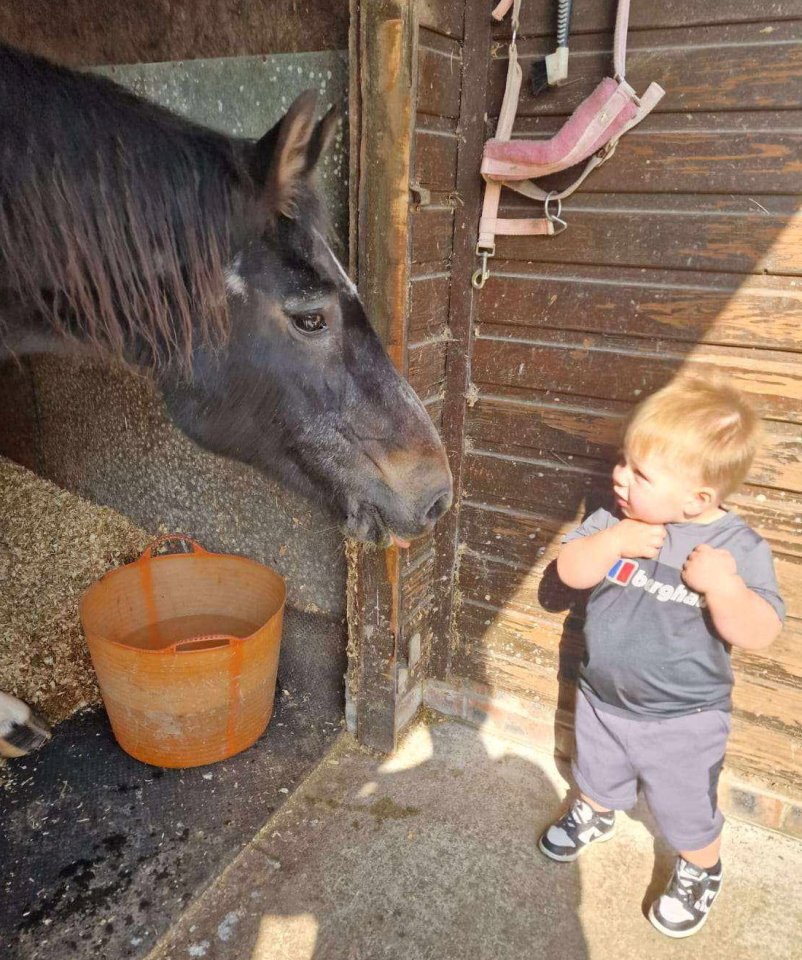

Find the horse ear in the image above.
[
  {"left": 251, "top": 90, "right": 319, "bottom": 219},
  {"left": 305, "top": 104, "right": 341, "bottom": 172}
]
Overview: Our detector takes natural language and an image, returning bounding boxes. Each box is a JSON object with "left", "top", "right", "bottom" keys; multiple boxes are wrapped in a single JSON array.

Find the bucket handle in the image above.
[
  {"left": 172, "top": 634, "right": 239, "bottom": 653},
  {"left": 135, "top": 533, "right": 210, "bottom": 563}
]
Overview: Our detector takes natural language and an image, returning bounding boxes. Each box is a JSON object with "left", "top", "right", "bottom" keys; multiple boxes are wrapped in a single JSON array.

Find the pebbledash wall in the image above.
[
  {"left": 0, "top": 6, "right": 351, "bottom": 716},
  {"left": 350, "top": 0, "right": 802, "bottom": 839}
]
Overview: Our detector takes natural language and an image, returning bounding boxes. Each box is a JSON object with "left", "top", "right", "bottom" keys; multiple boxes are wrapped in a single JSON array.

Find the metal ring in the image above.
[
  {"left": 544, "top": 191, "right": 568, "bottom": 235},
  {"left": 544, "top": 191, "right": 562, "bottom": 223},
  {"left": 511, "top": 15, "right": 519, "bottom": 48}
]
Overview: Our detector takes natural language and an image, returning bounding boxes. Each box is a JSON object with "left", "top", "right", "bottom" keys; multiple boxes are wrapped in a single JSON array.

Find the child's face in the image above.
[{"left": 612, "top": 449, "right": 714, "bottom": 524}]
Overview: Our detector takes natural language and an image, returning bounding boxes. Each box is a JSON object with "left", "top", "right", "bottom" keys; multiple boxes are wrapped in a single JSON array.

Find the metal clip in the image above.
[
  {"left": 472, "top": 244, "right": 494, "bottom": 289},
  {"left": 472, "top": 251, "right": 491, "bottom": 289},
  {"left": 544, "top": 191, "right": 567, "bottom": 235}
]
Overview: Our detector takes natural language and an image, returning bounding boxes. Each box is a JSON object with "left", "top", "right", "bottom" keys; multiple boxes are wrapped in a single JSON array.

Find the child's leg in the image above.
[
  {"left": 538, "top": 690, "right": 637, "bottom": 862},
  {"left": 633, "top": 709, "right": 730, "bottom": 937},
  {"left": 636, "top": 709, "right": 729, "bottom": 859},
  {"left": 570, "top": 689, "right": 639, "bottom": 815},
  {"left": 580, "top": 792, "right": 613, "bottom": 814},
  {"left": 679, "top": 835, "right": 721, "bottom": 871}
]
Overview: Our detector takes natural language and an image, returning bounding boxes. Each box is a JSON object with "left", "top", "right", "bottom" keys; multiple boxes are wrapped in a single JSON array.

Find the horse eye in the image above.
[{"left": 291, "top": 313, "right": 328, "bottom": 335}]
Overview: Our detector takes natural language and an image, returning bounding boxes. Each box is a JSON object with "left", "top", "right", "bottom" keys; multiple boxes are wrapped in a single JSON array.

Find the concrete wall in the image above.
[{"left": 0, "top": 45, "right": 351, "bottom": 713}]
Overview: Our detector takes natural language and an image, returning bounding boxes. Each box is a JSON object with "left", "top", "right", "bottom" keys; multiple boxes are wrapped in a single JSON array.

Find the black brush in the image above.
[
  {"left": 531, "top": 0, "right": 573, "bottom": 96},
  {"left": 531, "top": 59, "right": 551, "bottom": 97}
]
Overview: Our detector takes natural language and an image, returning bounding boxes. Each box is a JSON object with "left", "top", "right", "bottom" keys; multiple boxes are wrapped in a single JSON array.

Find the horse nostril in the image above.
[{"left": 424, "top": 489, "right": 452, "bottom": 525}]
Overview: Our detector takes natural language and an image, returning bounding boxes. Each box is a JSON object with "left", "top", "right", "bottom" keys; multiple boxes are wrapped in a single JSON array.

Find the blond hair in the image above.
[{"left": 624, "top": 376, "right": 760, "bottom": 498}]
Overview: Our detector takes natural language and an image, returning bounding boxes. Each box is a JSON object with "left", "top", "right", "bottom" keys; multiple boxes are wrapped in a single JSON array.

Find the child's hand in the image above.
[
  {"left": 613, "top": 519, "right": 666, "bottom": 559},
  {"left": 682, "top": 544, "right": 738, "bottom": 596}
]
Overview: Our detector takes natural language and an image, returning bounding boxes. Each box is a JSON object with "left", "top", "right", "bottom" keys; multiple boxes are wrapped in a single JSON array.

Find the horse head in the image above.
[{"left": 161, "top": 92, "right": 452, "bottom": 546}]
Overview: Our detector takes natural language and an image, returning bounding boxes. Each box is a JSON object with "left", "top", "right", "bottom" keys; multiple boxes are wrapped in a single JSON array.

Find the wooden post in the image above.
[{"left": 347, "top": 0, "right": 417, "bottom": 752}]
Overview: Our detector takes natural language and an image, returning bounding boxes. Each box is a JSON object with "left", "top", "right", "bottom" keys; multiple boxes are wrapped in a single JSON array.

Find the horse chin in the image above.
[
  {"left": 342, "top": 501, "right": 425, "bottom": 548},
  {"left": 343, "top": 507, "right": 393, "bottom": 546}
]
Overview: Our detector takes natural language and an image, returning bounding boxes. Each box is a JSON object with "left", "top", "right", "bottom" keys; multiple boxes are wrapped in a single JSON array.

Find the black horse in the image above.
[
  {"left": 0, "top": 43, "right": 452, "bottom": 755},
  {"left": 0, "top": 43, "right": 452, "bottom": 543}
]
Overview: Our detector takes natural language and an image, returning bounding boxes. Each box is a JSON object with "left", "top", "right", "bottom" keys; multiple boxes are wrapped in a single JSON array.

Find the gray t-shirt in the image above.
[{"left": 564, "top": 508, "right": 785, "bottom": 719}]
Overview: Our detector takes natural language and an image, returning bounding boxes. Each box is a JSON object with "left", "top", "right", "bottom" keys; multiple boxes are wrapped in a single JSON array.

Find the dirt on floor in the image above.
[{"left": 0, "top": 690, "right": 344, "bottom": 960}]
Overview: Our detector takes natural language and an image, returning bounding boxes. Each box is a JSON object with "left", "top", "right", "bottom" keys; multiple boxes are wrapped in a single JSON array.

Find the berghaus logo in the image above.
[
  {"left": 606, "top": 558, "right": 639, "bottom": 585},
  {"left": 605, "top": 559, "right": 705, "bottom": 607}
]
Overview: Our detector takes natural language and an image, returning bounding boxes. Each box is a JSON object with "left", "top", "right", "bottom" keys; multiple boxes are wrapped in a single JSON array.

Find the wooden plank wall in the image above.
[
  {"left": 396, "top": 3, "right": 465, "bottom": 704},
  {"left": 443, "top": 1, "right": 802, "bottom": 796}
]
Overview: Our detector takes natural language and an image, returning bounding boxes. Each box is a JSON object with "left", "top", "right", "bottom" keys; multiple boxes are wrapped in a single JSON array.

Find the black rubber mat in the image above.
[{"left": 1, "top": 664, "right": 343, "bottom": 959}]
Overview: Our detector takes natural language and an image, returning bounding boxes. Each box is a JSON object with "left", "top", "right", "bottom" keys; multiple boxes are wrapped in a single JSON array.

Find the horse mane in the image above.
[{"left": 0, "top": 44, "right": 251, "bottom": 371}]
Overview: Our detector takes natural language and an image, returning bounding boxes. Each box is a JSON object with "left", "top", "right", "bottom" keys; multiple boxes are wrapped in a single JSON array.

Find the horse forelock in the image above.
[{"left": 0, "top": 44, "right": 248, "bottom": 372}]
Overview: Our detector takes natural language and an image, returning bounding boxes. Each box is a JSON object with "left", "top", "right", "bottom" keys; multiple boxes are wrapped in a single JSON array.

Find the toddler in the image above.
[{"left": 539, "top": 376, "right": 784, "bottom": 938}]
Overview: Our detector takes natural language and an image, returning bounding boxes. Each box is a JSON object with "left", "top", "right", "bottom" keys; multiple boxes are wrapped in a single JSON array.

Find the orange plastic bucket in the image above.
[{"left": 79, "top": 535, "right": 285, "bottom": 768}]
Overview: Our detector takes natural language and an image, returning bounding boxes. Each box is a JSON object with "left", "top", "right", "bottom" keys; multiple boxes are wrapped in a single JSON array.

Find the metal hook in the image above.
[
  {"left": 544, "top": 190, "right": 568, "bottom": 234},
  {"left": 472, "top": 250, "right": 492, "bottom": 289}
]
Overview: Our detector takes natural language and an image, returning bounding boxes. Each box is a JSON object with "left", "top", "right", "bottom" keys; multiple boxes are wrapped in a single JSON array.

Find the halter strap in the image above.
[{"left": 473, "top": 0, "right": 663, "bottom": 288}]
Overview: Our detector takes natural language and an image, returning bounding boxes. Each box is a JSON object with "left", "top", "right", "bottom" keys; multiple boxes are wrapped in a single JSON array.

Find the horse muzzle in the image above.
[{"left": 346, "top": 447, "right": 453, "bottom": 545}]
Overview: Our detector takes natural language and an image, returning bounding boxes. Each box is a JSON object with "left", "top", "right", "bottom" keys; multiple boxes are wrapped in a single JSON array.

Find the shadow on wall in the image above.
[{"left": 467, "top": 197, "right": 801, "bottom": 783}]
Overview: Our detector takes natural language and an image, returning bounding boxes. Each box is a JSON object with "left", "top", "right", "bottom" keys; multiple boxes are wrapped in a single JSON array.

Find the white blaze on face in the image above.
[
  {"left": 313, "top": 228, "right": 359, "bottom": 299},
  {"left": 312, "top": 230, "right": 431, "bottom": 421},
  {"left": 224, "top": 254, "right": 248, "bottom": 300}
]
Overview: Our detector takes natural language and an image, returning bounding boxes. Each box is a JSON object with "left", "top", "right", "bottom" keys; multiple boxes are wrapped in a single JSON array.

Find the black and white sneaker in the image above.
[
  {"left": 648, "top": 856, "right": 723, "bottom": 938},
  {"left": 538, "top": 798, "right": 616, "bottom": 862}
]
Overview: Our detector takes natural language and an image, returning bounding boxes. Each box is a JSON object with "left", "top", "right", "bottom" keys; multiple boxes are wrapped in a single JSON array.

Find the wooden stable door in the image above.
[{"left": 350, "top": 0, "right": 802, "bottom": 808}]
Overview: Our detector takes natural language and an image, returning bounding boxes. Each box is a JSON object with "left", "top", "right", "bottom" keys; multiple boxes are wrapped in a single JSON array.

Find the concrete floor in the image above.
[{"left": 145, "top": 717, "right": 802, "bottom": 960}]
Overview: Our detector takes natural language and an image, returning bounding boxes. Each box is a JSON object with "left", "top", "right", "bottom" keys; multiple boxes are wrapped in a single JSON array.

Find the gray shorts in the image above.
[{"left": 571, "top": 688, "right": 731, "bottom": 850}]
